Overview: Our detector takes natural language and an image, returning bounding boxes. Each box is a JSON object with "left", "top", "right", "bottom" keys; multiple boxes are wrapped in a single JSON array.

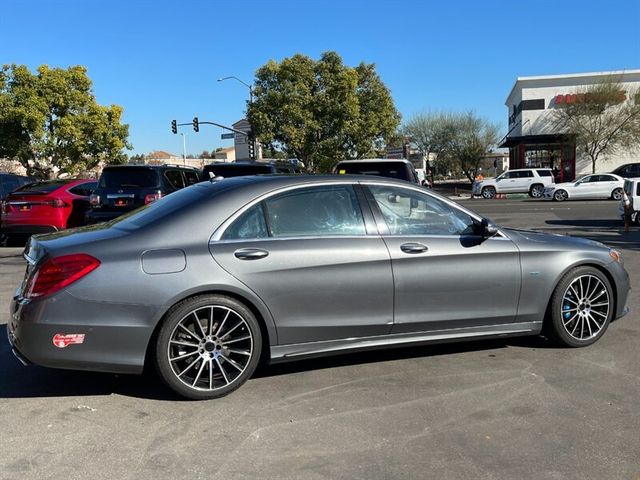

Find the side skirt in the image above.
[{"left": 269, "top": 321, "right": 542, "bottom": 364}]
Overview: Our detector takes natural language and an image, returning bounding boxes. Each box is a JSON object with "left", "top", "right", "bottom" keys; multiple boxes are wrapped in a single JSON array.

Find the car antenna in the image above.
[{"left": 208, "top": 172, "right": 225, "bottom": 183}]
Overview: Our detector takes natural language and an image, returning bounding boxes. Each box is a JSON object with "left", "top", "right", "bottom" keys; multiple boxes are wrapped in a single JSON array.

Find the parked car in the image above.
[
  {"left": 619, "top": 178, "right": 640, "bottom": 225},
  {"left": 86, "top": 164, "right": 201, "bottom": 224},
  {"left": 1, "top": 179, "right": 96, "bottom": 240},
  {"left": 0, "top": 172, "right": 32, "bottom": 201},
  {"left": 543, "top": 173, "right": 625, "bottom": 201},
  {"left": 8, "top": 175, "right": 630, "bottom": 399},
  {"left": 472, "top": 168, "right": 555, "bottom": 198},
  {"left": 334, "top": 159, "right": 421, "bottom": 185},
  {"left": 611, "top": 162, "right": 640, "bottom": 179},
  {"left": 202, "top": 162, "right": 277, "bottom": 180}
]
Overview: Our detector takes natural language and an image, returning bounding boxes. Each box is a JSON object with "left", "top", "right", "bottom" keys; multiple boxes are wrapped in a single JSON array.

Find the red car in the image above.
[{"left": 1, "top": 179, "right": 97, "bottom": 240}]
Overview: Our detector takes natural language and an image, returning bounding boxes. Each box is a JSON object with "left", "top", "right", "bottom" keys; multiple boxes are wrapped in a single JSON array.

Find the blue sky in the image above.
[{"left": 2, "top": 0, "right": 639, "bottom": 156}]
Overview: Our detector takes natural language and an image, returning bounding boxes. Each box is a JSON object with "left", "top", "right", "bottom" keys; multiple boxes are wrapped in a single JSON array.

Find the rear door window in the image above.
[
  {"left": 165, "top": 170, "right": 185, "bottom": 189},
  {"left": 222, "top": 204, "right": 269, "bottom": 240},
  {"left": 264, "top": 185, "right": 366, "bottom": 237},
  {"left": 68, "top": 182, "right": 97, "bottom": 196},
  {"left": 99, "top": 168, "right": 160, "bottom": 189}
]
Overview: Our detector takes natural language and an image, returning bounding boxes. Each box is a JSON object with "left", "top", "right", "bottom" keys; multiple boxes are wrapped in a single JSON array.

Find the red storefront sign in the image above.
[{"left": 555, "top": 91, "right": 627, "bottom": 105}]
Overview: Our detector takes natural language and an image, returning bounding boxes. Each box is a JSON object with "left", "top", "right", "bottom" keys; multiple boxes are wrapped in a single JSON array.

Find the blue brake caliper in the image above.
[{"left": 563, "top": 291, "right": 573, "bottom": 319}]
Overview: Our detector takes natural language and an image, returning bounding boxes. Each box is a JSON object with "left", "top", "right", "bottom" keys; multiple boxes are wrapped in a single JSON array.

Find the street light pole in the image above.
[
  {"left": 217, "top": 75, "right": 258, "bottom": 160},
  {"left": 180, "top": 133, "right": 187, "bottom": 166}
]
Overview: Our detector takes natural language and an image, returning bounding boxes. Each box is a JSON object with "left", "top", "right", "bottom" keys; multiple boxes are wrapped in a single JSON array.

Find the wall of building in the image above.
[{"left": 506, "top": 70, "right": 640, "bottom": 175}]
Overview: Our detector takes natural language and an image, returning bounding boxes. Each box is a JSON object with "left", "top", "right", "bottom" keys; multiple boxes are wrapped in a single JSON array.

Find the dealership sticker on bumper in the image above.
[{"left": 53, "top": 334, "right": 85, "bottom": 348}]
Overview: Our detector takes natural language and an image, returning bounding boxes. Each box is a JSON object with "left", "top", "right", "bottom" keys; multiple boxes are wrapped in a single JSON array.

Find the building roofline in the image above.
[{"left": 505, "top": 69, "right": 640, "bottom": 105}]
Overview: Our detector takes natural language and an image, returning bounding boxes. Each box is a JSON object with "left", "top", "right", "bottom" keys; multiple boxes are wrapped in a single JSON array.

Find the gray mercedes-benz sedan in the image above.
[{"left": 7, "top": 175, "right": 631, "bottom": 399}]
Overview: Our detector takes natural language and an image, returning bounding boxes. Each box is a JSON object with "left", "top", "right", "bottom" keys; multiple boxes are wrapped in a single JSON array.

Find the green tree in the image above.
[
  {"left": 440, "top": 112, "right": 500, "bottom": 182},
  {"left": 402, "top": 111, "right": 456, "bottom": 182},
  {"left": 248, "top": 51, "right": 401, "bottom": 172},
  {"left": 553, "top": 78, "right": 640, "bottom": 174},
  {"left": 0, "top": 64, "right": 131, "bottom": 178}
]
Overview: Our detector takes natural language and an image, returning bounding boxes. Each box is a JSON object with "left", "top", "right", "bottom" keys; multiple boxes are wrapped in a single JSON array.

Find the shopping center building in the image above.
[{"left": 500, "top": 69, "right": 640, "bottom": 181}]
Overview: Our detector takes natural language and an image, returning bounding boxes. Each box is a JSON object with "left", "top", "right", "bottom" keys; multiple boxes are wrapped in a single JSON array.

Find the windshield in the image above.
[
  {"left": 203, "top": 164, "right": 272, "bottom": 178},
  {"left": 99, "top": 167, "right": 160, "bottom": 189},
  {"left": 336, "top": 162, "right": 409, "bottom": 180}
]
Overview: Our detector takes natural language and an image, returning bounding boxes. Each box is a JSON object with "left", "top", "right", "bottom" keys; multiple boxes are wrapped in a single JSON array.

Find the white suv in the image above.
[
  {"left": 619, "top": 178, "right": 640, "bottom": 225},
  {"left": 472, "top": 168, "right": 555, "bottom": 199}
]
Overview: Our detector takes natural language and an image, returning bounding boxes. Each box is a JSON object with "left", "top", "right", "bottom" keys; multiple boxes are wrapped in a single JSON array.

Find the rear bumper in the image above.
[
  {"left": 1, "top": 224, "right": 58, "bottom": 235},
  {"left": 8, "top": 290, "right": 162, "bottom": 374}
]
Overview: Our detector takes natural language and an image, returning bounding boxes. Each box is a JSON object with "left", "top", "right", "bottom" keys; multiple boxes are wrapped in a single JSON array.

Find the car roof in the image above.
[{"left": 199, "top": 174, "right": 426, "bottom": 194}]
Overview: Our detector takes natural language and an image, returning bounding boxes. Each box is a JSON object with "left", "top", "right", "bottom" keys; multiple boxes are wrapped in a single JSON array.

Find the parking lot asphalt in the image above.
[{"left": 1, "top": 199, "right": 638, "bottom": 480}]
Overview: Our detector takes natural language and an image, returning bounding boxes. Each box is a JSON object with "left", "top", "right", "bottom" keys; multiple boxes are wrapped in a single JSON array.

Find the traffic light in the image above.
[
  {"left": 192, "top": 117, "right": 199, "bottom": 133},
  {"left": 171, "top": 119, "right": 177, "bottom": 134},
  {"left": 247, "top": 139, "right": 255, "bottom": 160}
]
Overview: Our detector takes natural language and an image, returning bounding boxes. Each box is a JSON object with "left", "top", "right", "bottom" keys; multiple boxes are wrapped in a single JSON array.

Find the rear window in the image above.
[
  {"left": 110, "top": 184, "right": 210, "bottom": 230},
  {"left": 99, "top": 168, "right": 160, "bottom": 189},
  {"left": 536, "top": 170, "right": 553, "bottom": 176},
  {"left": 203, "top": 164, "right": 272, "bottom": 178},
  {"left": 12, "top": 180, "right": 70, "bottom": 194},
  {"left": 336, "top": 162, "right": 410, "bottom": 180}
]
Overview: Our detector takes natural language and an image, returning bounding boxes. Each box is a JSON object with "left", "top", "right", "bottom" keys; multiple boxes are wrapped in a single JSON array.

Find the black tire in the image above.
[
  {"left": 529, "top": 184, "right": 544, "bottom": 198},
  {"left": 553, "top": 189, "right": 568, "bottom": 202},
  {"left": 481, "top": 186, "right": 496, "bottom": 199},
  {"left": 546, "top": 266, "right": 613, "bottom": 347},
  {"left": 611, "top": 188, "right": 623, "bottom": 201},
  {"left": 155, "top": 294, "right": 262, "bottom": 400}
]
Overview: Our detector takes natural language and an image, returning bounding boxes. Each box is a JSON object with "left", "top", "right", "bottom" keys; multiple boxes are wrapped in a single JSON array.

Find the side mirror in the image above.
[{"left": 474, "top": 218, "right": 498, "bottom": 237}]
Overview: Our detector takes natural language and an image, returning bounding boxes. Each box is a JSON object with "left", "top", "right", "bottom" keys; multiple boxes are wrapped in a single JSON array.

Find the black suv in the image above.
[
  {"left": 333, "top": 159, "right": 421, "bottom": 184},
  {"left": 201, "top": 161, "right": 303, "bottom": 180},
  {"left": 611, "top": 162, "right": 640, "bottom": 179},
  {"left": 86, "top": 164, "right": 201, "bottom": 224},
  {"left": 0, "top": 172, "right": 32, "bottom": 201},
  {"left": 202, "top": 162, "right": 277, "bottom": 180}
]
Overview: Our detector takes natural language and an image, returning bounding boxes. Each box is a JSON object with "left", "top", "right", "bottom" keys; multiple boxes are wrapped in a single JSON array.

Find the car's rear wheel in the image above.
[
  {"left": 481, "top": 186, "right": 496, "bottom": 199},
  {"left": 611, "top": 188, "right": 623, "bottom": 201},
  {"left": 546, "top": 266, "right": 613, "bottom": 347},
  {"left": 529, "top": 184, "right": 544, "bottom": 198},
  {"left": 553, "top": 189, "right": 568, "bottom": 201},
  {"left": 155, "top": 295, "right": 262, "bottom": 400}
]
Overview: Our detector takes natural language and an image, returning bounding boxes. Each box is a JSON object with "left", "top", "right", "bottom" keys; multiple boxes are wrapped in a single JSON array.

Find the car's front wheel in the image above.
[
  {"left": 155, "top": 295, "right": 262, "bottom": 400},
  {"left": 546, "top": 266, "right": 613, "bottom": 347},
  {"left": 553, "top": 189, "right": 568, "bottom": 201},
  {"left": 611, "top": 188, "right": 623, "bottom": 201}
]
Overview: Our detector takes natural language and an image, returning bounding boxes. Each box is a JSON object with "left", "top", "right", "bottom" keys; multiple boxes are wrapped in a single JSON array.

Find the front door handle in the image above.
[
  {"left": 234, "top": 248, "right": 269, "bottom": 260},
  {"left": 400, "top": 243, "right": 428, "bottom": 254}
]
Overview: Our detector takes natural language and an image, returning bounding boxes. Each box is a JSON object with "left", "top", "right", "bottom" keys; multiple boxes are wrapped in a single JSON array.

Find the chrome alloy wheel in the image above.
[
  {"left": 167, "top": 306, "right": 253, "bottom": 391},
  {"left": 560, "top": 274, "right": 610, "bottom": 341}
]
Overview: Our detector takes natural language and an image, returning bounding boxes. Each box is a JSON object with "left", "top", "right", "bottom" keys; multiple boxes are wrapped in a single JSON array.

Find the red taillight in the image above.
[
  {"left": 49, "top": 198, "right": 67, "bottom": 208},
  {"left": 144, "top": 191, "right": 163, "bottom": 204},
  {"left": 25, "top": 254, "right": 100, "bottom": 299},
  {"left": 89, "top": 193, "right": 100, "bottom": 206}
]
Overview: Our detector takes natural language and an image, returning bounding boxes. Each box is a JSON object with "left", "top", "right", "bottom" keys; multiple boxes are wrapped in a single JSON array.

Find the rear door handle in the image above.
[
  {"left": 400, "top": 243, "right": 428, "bottom": 254},
  {"left": 234, "top": 248, "right": 269, "bottom": 260}
]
